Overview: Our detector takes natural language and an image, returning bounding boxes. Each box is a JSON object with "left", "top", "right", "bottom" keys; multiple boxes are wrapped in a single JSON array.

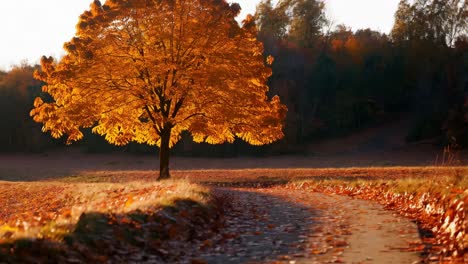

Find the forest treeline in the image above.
[{"left": 0, "top": 0, "right": 467, "bottom": 154}]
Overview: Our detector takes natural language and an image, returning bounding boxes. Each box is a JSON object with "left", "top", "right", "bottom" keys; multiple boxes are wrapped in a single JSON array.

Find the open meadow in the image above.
[{"left": 0, "top": 151, "right": 466, "bottom": 263}]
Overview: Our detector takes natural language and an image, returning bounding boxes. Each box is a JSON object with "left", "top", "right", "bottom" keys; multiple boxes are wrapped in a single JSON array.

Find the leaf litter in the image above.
[
  {"left": 1, "top": 176, "right": 465, "bottom": 263},
  {"left": 191, "top": 187, "right": 422, "bottom": 264}
]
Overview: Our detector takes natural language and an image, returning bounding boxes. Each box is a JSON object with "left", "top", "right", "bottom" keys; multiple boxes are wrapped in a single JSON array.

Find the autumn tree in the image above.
[{"left": 31, "top": 0, "right": 287, "bottom": 180}]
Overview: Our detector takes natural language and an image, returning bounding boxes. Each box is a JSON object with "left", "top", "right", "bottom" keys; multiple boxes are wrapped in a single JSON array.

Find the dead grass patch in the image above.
[{"left": 0, "top": 179, "right": 210, "bottom": 243}]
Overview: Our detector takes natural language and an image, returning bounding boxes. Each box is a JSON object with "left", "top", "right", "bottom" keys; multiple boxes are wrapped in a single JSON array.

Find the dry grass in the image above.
[
  {"left": 1, "top": 148, "right": 466, "bottom": 181},
  {"left": 290, "top": 169, "right": 467, "bottom": 195},
  {"left": 1, "top": 152, "right": 465, "bottom": 261},
  {"left": 0, "top": 179, "right": 210, "bottom": 242},
  {"left": 1, "top": 153, "right": 466, "bottom": 253},
  {"left": 49, "top": 166, "right": 467, "bottom": 185}
]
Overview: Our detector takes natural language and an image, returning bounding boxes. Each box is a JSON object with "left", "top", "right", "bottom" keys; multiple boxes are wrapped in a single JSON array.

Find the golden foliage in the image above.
[{"left": 31, "top": 0, "right": 286, "bottom": 148}]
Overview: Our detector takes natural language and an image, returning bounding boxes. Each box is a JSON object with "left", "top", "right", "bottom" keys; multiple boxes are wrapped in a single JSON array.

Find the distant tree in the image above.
[
  {"left": 285, "top": 0, "right": 327, "bottom": 47},
  {"left": 391, "top": 0, "right": 468, "bottom": 145},
  {"left": 0, "top": 64, "right": 47, "bottom": 151},
  {"left": 391, "top": 0, "right": 416, "bottom": 43},
  {"left": 391, "top": 0, "right": 467, "bottom": 47},
  {"left": 32, "top": 0, "right": 286, "bottom": 180},
  {"left": 255, "top": 0, "right": 289, "bottom": 41},
  {"left": 255, "top": 0, "right": 327, "bottom": 47},
  {"left": 252, "top": 0, "right": 467, "bottom": 148}
]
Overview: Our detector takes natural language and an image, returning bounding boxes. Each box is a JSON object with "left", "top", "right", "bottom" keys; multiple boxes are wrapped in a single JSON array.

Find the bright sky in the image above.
[{"left": 0, "top": 0, "right": 399, "bottom": 70}]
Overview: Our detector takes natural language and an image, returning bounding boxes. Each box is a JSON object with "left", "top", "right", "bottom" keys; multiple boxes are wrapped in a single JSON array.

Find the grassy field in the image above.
[
  {"left": 0, "top": 178, "right": 220, "bottom": 263},
  {"left": 50, "top": 166, "right": 467, "bottom": 189},
  {"left": 0, "top": 153, "right": 466, "bottom": 261}
]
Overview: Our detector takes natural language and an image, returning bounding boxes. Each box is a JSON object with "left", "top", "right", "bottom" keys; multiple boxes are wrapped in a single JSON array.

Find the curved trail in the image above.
[{"left": 192, "top": 187, "right": 422, "bottom": 264}]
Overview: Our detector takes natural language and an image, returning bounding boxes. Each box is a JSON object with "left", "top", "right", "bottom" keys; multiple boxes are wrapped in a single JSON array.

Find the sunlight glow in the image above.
[{"left": 325, "top": 0, "right": 400, "bottom": 33}]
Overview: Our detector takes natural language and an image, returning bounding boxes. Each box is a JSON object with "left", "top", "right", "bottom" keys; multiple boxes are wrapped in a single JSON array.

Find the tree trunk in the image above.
[{"left": 158, "top": 126, "right": 172, "bottom": 181}]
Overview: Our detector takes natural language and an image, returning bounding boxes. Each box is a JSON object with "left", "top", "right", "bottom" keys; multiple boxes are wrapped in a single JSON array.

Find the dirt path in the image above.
[{"left": 191, "top": 187, "right": 422, "bottom": 264}]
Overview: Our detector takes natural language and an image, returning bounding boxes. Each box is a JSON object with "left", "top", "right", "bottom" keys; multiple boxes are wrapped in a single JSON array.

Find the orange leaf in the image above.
[{"left": 125, "top": 195, "right": 134, "bottom": 208}]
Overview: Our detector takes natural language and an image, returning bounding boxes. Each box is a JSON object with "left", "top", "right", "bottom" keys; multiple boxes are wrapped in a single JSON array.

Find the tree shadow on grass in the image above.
[
  {"left": 0, "top": 198, "right": 222, "bottom": 263},
  {"left": 0, "top": 189, "right": 329, "bottom": 264}
]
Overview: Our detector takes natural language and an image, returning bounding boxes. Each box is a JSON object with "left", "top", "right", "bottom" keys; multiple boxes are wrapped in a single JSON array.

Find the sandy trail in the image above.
[{"left": 192, "top": 187, "right": 421, "bottom": 264}]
